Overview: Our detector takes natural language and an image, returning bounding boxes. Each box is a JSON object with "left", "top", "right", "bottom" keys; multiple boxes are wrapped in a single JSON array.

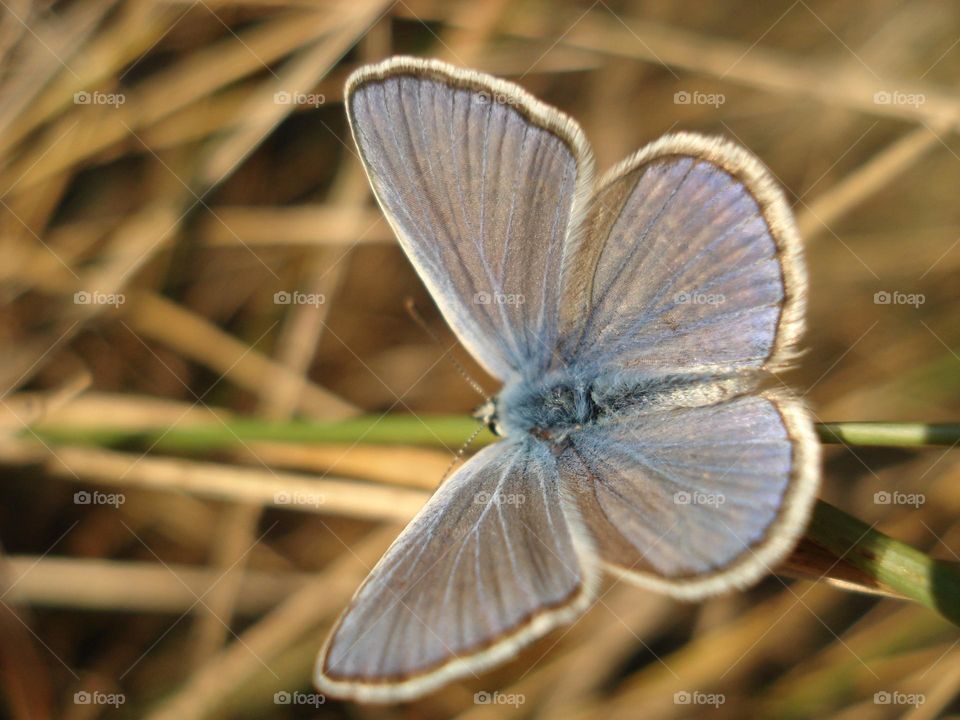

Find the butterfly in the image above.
[{"left": 315, "top": 56, "right": 820, "bottom": 702}]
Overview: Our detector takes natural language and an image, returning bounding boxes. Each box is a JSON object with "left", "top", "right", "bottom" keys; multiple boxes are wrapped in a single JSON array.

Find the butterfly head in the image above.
[{"left": 472, "top": 398, "right": 503, "bottom": 437}]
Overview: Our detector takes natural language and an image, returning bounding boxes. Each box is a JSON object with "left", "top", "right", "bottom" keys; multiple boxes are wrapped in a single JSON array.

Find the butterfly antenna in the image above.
[
  {"left": 439, "top": 423, "right": 485, "bottom": 483},
  {"left": 404, "top": 297, "right": 489, "bottom": 401}
]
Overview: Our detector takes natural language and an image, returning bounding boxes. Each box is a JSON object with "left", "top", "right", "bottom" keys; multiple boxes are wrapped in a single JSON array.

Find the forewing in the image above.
[
  {"left": 559, "top": 132, "right": 806, "bottom": 374},
  {"left": 316, "top": 440, "right": 597, "bottom": 702},
  {"left": 559, "top": 393, "right": 819, "bottom": 599},
  {"left": 346, "top": 57, "right": 594, "bottom": 380}
]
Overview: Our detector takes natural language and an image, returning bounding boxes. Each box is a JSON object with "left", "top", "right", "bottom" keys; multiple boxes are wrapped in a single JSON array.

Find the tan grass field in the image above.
[{"left": 1, "top": 1, "right": 960, "bottom": 718}]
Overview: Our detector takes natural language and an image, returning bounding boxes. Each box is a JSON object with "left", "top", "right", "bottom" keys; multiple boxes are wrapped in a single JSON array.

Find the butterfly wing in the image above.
[
  {"left": 558, "top": 132, "right": 806, "bottom": 375},
  {"left": 560, "top": 392, "right": 819, "bottom": 598},
  {"left": 315, "top": 439, "right": 597, "bottom": 702},
  {"left": 552, "top": 133, "right": 818, "bottom": 595},
  {"left": 346, "top": 57, "right": 594, "bottom": 380}
]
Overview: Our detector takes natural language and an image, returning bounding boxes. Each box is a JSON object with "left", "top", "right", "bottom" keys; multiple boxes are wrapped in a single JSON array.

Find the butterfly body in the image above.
[
  {"left": 495, "top": 370, "right": 597, "bottom": 444},
  {"left": 494, "top": 367, "right": 751, "bottom": 444}
]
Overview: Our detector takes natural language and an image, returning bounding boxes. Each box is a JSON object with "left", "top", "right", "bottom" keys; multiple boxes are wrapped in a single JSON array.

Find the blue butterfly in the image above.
[{"left": 316, "top": 56, "right": 820, "bottom": 702}]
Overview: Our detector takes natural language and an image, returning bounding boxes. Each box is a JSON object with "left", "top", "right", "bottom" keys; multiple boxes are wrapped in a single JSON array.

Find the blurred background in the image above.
[{"left": 1, "top": 0, "right": 959, "bottom": 718}]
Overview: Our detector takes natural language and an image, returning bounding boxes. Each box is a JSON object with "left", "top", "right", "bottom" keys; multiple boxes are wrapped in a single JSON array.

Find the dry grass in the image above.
[{"left": 1, "top": 1, "right": 960, "bottom": 718}]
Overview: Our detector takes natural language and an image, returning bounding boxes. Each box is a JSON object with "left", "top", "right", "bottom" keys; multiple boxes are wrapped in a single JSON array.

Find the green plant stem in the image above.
[
  {"left": 807, "top": 501, "right": 960, "bottom": 626},
  {"left": 28, "top": 417, "right": 960, "bottom": 450},
  {"left": 31, "top": 416, "right": 495, "bottom": 450}
]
